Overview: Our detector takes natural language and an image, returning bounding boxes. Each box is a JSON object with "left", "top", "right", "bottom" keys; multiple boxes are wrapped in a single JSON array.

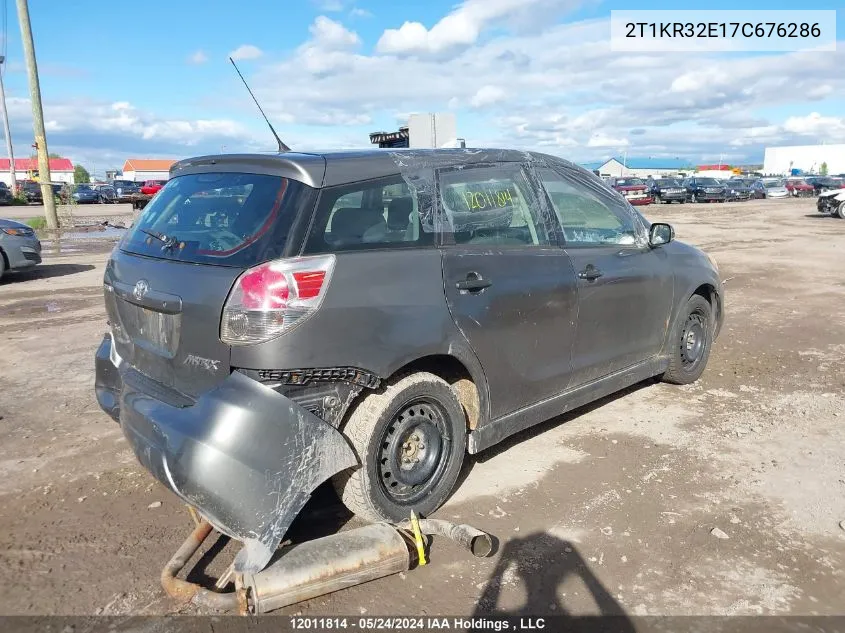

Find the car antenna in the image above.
[{"left": 228, "top": 56, "right": 291, "bottom": 153}]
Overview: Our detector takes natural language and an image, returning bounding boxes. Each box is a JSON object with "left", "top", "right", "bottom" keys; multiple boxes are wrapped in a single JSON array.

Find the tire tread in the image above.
[{"left": 332, "top": 371, "right": 465, "bottom": 522}]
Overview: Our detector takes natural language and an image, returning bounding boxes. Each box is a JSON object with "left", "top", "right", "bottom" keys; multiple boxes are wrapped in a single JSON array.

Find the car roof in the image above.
[{"left": 170, "top": 148, "right": 580, "bottom": 189}]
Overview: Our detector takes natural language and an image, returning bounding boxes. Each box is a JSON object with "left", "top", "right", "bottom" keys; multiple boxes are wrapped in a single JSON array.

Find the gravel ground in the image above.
[{"left": 0, "top": 197, "right": 842, "bottom": 618}]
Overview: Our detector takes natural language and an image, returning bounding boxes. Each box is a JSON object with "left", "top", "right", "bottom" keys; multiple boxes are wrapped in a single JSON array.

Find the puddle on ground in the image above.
[{"left": 41, "top": 226, "right": 126, "bottom": 244}]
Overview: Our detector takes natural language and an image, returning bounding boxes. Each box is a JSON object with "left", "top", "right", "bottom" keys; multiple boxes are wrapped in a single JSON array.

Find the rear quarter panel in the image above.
[{"left": 229, "top": 249, "right": 491, "bottom": 416}]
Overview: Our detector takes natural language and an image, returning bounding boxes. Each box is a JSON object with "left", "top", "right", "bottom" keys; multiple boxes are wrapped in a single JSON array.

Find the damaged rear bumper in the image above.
[{"left": 93, "top": 333, "right": 358, "bottom": 575}]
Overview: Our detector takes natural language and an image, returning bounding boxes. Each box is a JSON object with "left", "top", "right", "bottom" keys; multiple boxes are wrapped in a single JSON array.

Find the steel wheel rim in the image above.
[
  {"left": 377, "top": 398, "right": 452, "bottom": 505},
  {"left": 680, "top": 310, "right": 707, "bottom": 370}
]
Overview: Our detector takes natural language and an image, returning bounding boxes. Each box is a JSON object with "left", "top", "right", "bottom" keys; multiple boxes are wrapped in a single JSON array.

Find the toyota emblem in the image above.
[{"left": 133, "top": 279, "right": 150, "bottom": 301}]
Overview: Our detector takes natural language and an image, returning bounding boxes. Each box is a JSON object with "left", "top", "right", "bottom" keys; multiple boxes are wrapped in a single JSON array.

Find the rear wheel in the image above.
[
  {"left": 332, "top": 372, "right": 467, "bottom": 522},
  {"left": 660, "top": 295, "right": 714, "bottom": 385}
]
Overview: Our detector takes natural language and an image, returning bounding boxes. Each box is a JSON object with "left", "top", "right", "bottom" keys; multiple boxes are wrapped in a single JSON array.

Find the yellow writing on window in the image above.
[{"left": 462, "top": 186, "right": 514, "bottom": 211}]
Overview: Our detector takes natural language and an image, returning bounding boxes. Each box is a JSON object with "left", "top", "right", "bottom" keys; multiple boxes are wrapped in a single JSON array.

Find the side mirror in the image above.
[{"left": 649, "top": 222, "right": 674, "bottom": 247}]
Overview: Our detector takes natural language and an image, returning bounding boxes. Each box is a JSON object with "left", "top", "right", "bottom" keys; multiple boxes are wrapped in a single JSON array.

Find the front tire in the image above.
[
  {"left": 836, "top": 201, "right": 845, "bottom": 219},
  {"left": 660, "top": 295, "right": 714, "bottom": 385},
  {"left": 332, "top": 372, "right": 467, "bottom": 522}
]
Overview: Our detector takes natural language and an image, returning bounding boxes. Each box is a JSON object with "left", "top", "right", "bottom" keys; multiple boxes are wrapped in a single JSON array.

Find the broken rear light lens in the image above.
[{"left": 221, "top": 255, "right": 335, "bottom": 346}]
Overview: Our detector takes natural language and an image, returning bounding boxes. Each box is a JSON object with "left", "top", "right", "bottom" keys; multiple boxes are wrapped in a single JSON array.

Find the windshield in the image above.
[
  {"left": 77, "top": 185, "right": 92, "bottom": 191},
  {"left": 113, "top": 180, "right": 134, "bottom": 187},
  {"left": 655, "top": 179, "right": 680, "bottom": 186},
  {"left": 120, "top": 172, "right": 317, "bottom": 267},
  {"left": 789, "top": 179, "right": 807, "bottom": 185},
  {"left": 616, "top": 178, "right": 644, "bottom": 186},
  {"left": 695, "top": 178, "right": 720, "bottom": 185},
  {"left": 764, "top": 180, "right": 784, "bottom": 188}
]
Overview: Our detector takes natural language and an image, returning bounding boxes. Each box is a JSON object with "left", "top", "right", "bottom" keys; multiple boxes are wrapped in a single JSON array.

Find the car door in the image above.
[
  {"left": 536, "top": 165, "right": 674, "bottom": 388},
  {"left": 438, "top": 162, "right": 579, "bottom": 420}
]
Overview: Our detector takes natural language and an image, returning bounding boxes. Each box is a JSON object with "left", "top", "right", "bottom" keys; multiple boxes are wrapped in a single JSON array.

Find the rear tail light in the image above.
[{"left": 220, "top": 255, "right": 335, "bottom": 346}]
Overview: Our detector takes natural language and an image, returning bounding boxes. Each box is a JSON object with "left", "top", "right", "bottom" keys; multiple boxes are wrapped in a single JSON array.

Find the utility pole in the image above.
[
  {"left": 16, "top": 0, "right": 58, "bottom": 229},
  {"left": 0, "top": 57, "right": 17, "bottom": 196}
]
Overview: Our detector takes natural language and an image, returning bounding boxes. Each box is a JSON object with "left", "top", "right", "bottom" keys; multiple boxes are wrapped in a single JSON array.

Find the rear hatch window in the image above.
[{"left": 120, "top": 172, "right": 316, "bottom": 267}]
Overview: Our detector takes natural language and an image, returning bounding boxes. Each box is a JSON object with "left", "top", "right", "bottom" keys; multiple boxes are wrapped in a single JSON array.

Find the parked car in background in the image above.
[
  {"left": 647, "top": 178, "right": 686, "bottom": 204},
  {"left": 140, "top": 179, "right": 167, "bottom": 196},
  {"left": 94, "top": 148, "right": 723, "bottom": 547},
  {"left": 606, "top": 176, "right": 652, "bottom": 205},
  {"left": 69, "top": 184, "right": 101, "bottom": 204},
  {"left": 749, "top": 180, "right": 768, "bottom": 199},
  {"left": 20, "top": 181, "right": 43, "bottom": 203},
  {"left": 760, "top": 179, "right": 790, "bottom": 199},
  {"left": 682, "top": 177, "right": 727, "bottom": 203},
  {"left": 805, "top": 176, "right": 842, "bottom": 195},
  {"left": 92, "top": 184, "right": 118, "bottom": 203},
  {"left": 0, "top": 217, "right": 41, "bottom": 280},
  {"left": 0, "top": 182, "right": 13, "bottom": 205},
  {"left": 111, "top": 179, "right": 140, "bottom": 201},
  {"left": 785, "top": 178, "right": 815, "bottom": 197},
  {"left": 722, "top": 179, "right": 753, "bottom": 201},
  {"left": 816, "top": 186, "right": 845, "bottom": 218}
]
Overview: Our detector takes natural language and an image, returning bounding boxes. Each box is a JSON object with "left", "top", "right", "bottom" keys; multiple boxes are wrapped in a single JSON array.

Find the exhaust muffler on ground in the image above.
[{"left": 161, "top": 516, "right": 493, "bottom": 615}]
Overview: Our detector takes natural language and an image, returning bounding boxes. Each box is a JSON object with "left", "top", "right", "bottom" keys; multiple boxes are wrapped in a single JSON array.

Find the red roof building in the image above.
[{"left": 0, "top": 157, "right": 75, "bottom": 172}]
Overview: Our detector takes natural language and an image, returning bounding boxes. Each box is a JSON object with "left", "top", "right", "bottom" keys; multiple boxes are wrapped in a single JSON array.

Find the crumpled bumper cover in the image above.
[{"left": 94, "top": 334, "right": 358, "bottom": 575}]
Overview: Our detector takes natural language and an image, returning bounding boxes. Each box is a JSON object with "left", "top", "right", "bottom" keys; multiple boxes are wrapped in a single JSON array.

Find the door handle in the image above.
[
  {"left": 456, "top": 273, "right": 492, "bottom": 292},
  {"left": 578, "top": 266, "right": 603, "bottom": 281}
]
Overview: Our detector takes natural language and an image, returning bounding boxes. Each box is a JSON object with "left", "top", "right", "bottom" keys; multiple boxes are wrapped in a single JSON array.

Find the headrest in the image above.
[
  {"left": 387, "top": 197, "right": 413, "bottom": 230},
  {"left": 331, "top": 207, "right": 385, "bottom": 238}
]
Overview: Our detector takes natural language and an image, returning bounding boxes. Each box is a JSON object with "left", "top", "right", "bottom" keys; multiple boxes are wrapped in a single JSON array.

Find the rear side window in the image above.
[
  {"left": 437, "top": 165, "right": 551, "bottom": 247},
  {"left": 120, "top": 172, "right": 316, "bottom": 267},
  {"left": 303, "top": 175, "right": 434, "bottom": 254}
]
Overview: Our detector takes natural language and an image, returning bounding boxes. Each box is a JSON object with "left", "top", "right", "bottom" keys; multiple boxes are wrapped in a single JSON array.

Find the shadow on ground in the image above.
[
  {"left": 2, "top": 263, "right": 95, "bottom": 283},
  {"left": 473, "top": 532, "right": 635, "bottom": 631}
]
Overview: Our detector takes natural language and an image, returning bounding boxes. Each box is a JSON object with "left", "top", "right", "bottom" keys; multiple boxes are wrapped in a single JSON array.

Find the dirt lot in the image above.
[{"left": 0, "top": 198, "right": 843, "bottom": 618}]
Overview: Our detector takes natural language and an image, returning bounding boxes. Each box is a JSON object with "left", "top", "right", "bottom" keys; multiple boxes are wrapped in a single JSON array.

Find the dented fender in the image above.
[{"left": 96, "top": 335, "right": 358, "bottom": 575}]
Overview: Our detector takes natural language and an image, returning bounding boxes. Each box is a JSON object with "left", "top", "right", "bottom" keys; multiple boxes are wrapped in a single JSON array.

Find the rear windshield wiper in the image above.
[{"left": 140, "top": 228, "right": 178, "bottom": 249}]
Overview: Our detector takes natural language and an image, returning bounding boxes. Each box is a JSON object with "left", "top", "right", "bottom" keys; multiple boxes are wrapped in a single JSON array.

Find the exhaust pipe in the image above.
[
  {"left": 243, "top": 523, "right": 410, "bottom": 614},
  {"left": 161, "top": 518, "right": 494, "bottom": 615}
]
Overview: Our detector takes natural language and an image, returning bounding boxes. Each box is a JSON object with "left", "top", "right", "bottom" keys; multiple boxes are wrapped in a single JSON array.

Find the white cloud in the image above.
[
  {"left": 241, "top": 8, "right": 845, "bottom": 163},
  {"left": 470, "top": 85, "right": 507, "bottom": 108},
  {"left": 8, "top": 96, "right": 263, "bottom": 173},
  {"left": 350, "top": 8, "right": 372, "bottom": 18},
  {"left": 587, "top": 133, "right": 629, "bottom": 148},
  {"left": 309, "top": 16, "right": 360, "bottom": 50},
  {"left": 188, "top": 50, "right": 208, "bottom": 64},
  {"left": 783, "top": 112, "right": 845, "bottom": 137},
  {"left": 376, "top": 0, "right": 583, "bottom": 56},
  {"left": 12, "top": 0, "right": 845, "bottom": 170},
  {"left": 229, "top": 44, "right": 263, "bottom": 61}
]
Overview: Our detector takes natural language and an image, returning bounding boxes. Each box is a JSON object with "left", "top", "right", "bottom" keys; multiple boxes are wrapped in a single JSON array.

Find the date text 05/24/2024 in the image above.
[{"left": 289, "top": 616, "right": 547, "bottom": 630}]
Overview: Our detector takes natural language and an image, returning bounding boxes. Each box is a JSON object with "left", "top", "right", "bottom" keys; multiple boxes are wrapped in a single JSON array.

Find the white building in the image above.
[
  {"left": 122, "top": 158, "right": 176, "bottom": 183},
  {"left": 0, "top": 157, "right": 75, "bottom": 186},
  {"left": 581, "top": 157, "right": 694, "bottom": 178},
  {"left": 763, "top": 144, "right": 845, "bottom": 176}
]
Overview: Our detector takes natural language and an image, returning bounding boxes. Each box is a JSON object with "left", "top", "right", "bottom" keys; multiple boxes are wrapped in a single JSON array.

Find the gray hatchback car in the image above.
[
  {"left": 0, "top": 218, "right": 42, "bottom": 280},
  {"left": 95, "top": 148, "right": 723, "bottom": 573}
]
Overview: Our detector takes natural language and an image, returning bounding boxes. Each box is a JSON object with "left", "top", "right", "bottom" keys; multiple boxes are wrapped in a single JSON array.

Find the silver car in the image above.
[
  {"left": 761, "top": 178, "right": 790, "bottom": 199},
  {"left": 0, "top": 218, "right": 42, "bottom": 280}
]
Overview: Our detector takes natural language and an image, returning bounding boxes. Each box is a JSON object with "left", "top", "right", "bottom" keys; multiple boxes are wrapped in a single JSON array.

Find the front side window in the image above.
[
  {"left": 537, "top": 168, "right": 641, "bottom": 247},
  {"left": 437, "top": 164, "right": 551, "bottom": 247},
  {"left": 303, "top": 175, "right": 432, "bottom": 253}
]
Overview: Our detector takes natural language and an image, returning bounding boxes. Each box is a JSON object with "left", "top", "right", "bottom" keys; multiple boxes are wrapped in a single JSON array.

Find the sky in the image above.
[{"left": 1, "top": 0, "right": 843, "bottom": 177}]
